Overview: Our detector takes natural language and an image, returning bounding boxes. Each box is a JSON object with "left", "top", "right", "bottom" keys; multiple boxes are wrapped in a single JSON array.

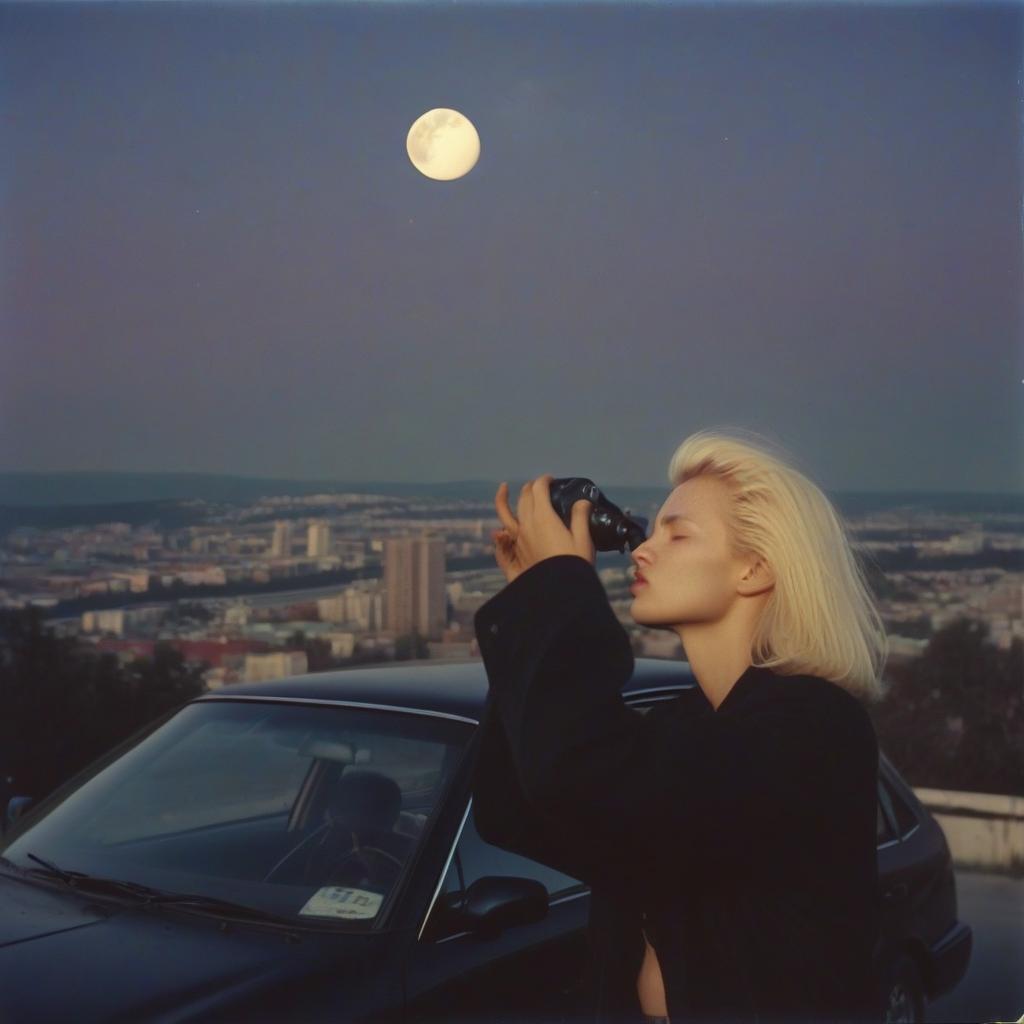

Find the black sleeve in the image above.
[
  {"left": 473, "top": 554, "right": 852, "bottom": 879},
  {"left": 471, "top": 689, "right": 624, "bottom": 890}
]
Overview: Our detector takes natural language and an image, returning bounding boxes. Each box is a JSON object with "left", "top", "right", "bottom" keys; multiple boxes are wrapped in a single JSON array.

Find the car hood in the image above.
[{"left": 0, "top": 874, "right": 388, "bottom": 1022}]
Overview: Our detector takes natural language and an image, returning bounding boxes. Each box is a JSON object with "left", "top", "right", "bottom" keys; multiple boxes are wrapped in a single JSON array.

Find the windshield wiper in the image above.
[
  {"left": 19, "top": 852, "right": 305, "bottom": 933},
  {"left": 26, "top": 852, "right": 79, "bottom": 882}
]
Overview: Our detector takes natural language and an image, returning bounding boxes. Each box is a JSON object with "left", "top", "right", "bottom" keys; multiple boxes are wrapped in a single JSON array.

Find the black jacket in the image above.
[{"left": 471, "top": 554, "right": 884, "bottom": 1024}]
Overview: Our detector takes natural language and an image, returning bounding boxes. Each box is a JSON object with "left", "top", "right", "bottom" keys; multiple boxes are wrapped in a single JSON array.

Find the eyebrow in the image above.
[{"left": 658, "top": 513, "right": 699, "bottom": 529}]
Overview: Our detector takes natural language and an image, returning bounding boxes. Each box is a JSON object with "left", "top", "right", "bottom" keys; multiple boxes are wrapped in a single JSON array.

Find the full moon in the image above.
[{"left": 406, "top": 108, "right": 480, "bottom": 181}]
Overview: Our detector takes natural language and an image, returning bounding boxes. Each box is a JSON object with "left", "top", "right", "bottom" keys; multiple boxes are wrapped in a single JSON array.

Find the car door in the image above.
[
  {"left": 876, "top": 762, "right": 927, "bottom": 954},
  {"left": 403, "top": 797, "right": 592, "bottom": 1024},
  {"left": 877, "top": 761, "right": 956, "bottom": 950},
  {"left": 402, "top": 687, "right": 690, "bottom": 1024}
]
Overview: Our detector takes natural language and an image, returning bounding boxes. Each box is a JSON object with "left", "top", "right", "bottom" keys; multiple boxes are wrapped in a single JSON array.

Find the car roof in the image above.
[{"left": 191, "top": 657, "right": 700, "bottom": 724}]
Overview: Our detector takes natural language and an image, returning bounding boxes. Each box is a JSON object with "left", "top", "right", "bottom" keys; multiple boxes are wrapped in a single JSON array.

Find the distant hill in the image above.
[
  {"left": 0, "top": 471, "right": 1020, "bottom": 536},
  {"left": 0, "top": 471, "right": 508, "bottom": 507}
]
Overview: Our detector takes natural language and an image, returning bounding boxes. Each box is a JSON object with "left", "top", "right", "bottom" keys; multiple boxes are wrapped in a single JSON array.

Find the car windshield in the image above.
[{"left": 0, "top": 698, "right": 473, "bottom": 931}]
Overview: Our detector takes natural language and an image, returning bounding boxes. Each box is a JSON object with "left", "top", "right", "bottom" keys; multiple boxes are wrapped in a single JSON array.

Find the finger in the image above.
[
  {"left": 491, "top": 528, "right": 512, "bottom": 560},
  {"left": 492, "top": 532, "right": 510, "bottom": 566},
  {"left": 495, "top": 482, "right": 519, "bottom": 534},
  {"left": 496, "top": 531, "right": 522, "bottom": 573},
  {"left": 572, "top": 498, "right": 591, "bottom": 523},
  {"left": 518, "top": 479, "right": 533, "bottom": 521},
  {"left": 572, "top": 498, "right": 593, "bottom": 548},
  {"left": 532, "top": 474, "right": 558, "bottom": 518},
  {"left": 493, "top": 526, "right": 516, "bottom": 550}
]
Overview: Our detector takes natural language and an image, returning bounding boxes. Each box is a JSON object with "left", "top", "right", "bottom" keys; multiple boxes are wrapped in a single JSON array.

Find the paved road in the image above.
[{"left": 926, "top": 867, "right": 1023, "bottom": 1024}]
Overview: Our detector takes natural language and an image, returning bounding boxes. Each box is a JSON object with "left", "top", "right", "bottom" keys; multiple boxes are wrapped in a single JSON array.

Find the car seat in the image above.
[{"left": 302, "top": 769, "right": 417, "bottom": 887}]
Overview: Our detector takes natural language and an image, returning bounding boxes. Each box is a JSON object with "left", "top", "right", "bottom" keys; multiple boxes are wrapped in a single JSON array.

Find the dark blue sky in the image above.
[{"left": 2, "top": 0, "right": 1021, "bottom": 493}]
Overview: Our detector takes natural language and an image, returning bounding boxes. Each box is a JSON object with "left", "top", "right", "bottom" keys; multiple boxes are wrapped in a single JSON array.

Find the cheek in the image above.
[{"left": 668, "top": 552, "right": 731, "bottom": 597}]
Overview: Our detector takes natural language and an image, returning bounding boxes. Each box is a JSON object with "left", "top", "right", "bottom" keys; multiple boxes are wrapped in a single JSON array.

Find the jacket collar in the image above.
[
  {"left": 714, "top": 661, "right": 779, "bottom": 714},
  {"left": 651, "top": 663, "right": 800, "bottom": 721}
]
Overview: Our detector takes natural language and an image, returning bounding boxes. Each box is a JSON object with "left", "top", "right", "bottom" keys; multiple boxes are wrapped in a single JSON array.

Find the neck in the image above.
[{"left": 673, "top": 612, "right": 762, "bottom": 711}]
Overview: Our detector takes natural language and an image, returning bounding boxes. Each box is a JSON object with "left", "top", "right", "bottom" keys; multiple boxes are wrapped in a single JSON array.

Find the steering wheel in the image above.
[{"left": 323, "top": 844, "right": 405, "bottom": 888}]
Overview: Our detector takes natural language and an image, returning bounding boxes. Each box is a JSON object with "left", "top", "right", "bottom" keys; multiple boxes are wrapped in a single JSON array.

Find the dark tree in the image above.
[
  {"left": 0, "top": 607, "right": 205, "bottom": 805},
  {"left": 285, "top": 630, "right": 338, "bottom": 673},
  {"left": 869, "top": 618, "right": 1023, "bottom": 796},
  {"left": 160, "top": 600, "right": 214, "bottom": 626},
  {"left": 342, "top": 642, "right": 391, "bottom": 667}
]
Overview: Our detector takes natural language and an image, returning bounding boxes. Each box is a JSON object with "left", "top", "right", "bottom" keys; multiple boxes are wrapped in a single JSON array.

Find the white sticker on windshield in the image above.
[{"left": 299, "top": 886, "right": 383, "bottom": 919}]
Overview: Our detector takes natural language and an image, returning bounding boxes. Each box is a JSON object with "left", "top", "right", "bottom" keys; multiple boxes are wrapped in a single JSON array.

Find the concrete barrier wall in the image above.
[{"left": 912, "top": 787, "right": 1024, "bottom": 875}]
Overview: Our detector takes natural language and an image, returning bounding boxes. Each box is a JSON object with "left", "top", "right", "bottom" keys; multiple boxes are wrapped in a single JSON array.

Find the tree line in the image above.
[
  {"left": 0, "top": 607, "right": 1020, "bottom": 822},
  {"left": 0, "top": 605, "right": 436, "bottom": 811}
]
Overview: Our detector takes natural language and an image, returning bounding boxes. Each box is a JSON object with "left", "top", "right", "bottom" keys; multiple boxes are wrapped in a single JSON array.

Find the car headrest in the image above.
[{"left": 326, "top": 769, "right": 402, "bottom": 833}]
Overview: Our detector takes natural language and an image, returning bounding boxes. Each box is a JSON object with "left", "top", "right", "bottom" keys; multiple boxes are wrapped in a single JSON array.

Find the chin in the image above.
[
  {"left": 629, "top": 609, "right": 662, "bottom": 629},
  {"left": 630, "top": 613, "right": 677, "bottom": 633}
]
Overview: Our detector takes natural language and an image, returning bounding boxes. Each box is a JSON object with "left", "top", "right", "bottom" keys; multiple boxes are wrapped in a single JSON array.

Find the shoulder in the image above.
[
  {"left": 771, "top": 671, "right": 867, "bottom": 711},
  {"left": 755, "top": 672, "right": 878, "bottom": 748},
  {"left": 793, "top": 675, "right": 880, "bottom": 769}
]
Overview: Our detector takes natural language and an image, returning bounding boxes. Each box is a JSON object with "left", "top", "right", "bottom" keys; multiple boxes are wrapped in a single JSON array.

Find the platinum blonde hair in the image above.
[{"left": 666, "top": 427, "right": 888, "bottom": 703}]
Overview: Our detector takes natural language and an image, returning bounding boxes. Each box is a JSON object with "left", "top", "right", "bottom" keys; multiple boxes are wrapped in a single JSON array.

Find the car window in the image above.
[
  {"left": 880, "top": 775, "right": 919, "bottom": 839},
  {"left": 877, "top": 781, "right": 899, "bottom": 845},
  {"left": 1, "top": 700, "right": 473, "bottom": 931},
  {"left": 70, "top": 709, "right": 449, "bottom": 843},
  {"left": 627, "top": 692, "right": 692, "bottom": 713},
  {"left": 83, "top": 717, "right": 315, "bottom": 840}
]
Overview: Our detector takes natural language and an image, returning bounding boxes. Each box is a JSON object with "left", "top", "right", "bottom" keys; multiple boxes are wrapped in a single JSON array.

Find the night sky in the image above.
[{"left": 2, "top": 0, "right": 1021, "bottom": 493}]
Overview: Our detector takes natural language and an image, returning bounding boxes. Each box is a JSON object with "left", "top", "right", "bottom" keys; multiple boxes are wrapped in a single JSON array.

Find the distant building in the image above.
[
  {"left": 888, "top": 635, "right": 930, "bottom": 657},
  {"left": 110, "top": 571, "right": 150, "bottom": 593},
  {"left": 384, "top": 532, "right": 447, "bottom": 642},
  {"left": 317, "top": 594, "right": 347, "bottom": 623},
  {"left": 225, "top": 602, "right": 252, "bottom": 626},
  {"left": 88, "top": 636, "right": 273, "bottom": 672},
  {"left": 316, "top": 587, "right": 384, "bottom": 631},
  {"left": 243, "top": 650, "right": 308, "bottom": 682},
  {"left": 177, "top": 639, "right": 273, "bottom": 669},
  {"left": 82, "top": 609, "right": 126, "bottom": 636},
  {"left": 336, "top": 539, "right": 367, "bottom": 568},
  {"left": 427, "top": 639, "right": 475, "bottom": 659},
  {"left": 270, "top": 521, "right": 293, "bottom": 558},
  {"left": 324, "top": 632, "right": 357, "bottom": 658},
  {"left": 180, "top": 567, "right": 226, "bottom": 586},
  {"left": 307, "top": 520, "right": 331, "bottom": 558},
  {"left": 91, "top": 638, "right": 156, "bottom": 665}
]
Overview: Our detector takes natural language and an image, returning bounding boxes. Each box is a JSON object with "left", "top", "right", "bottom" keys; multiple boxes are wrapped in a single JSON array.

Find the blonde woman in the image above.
[{"left": 471, "top": 428, "right": 888, "bottom": 1024}]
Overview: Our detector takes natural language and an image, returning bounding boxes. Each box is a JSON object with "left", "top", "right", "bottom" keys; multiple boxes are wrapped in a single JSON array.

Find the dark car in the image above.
[{"left": 0, "top": 658, "right": 971, "bottom": 1023}]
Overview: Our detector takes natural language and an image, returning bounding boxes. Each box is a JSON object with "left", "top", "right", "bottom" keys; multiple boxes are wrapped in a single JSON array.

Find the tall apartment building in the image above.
[
  {"left": 270, "top": 521, "right": 293, "bottom": 558},
  {"left": 307, "top": 520, "right": 331, "bottom": 558},
  {"left": 384, "top": 531, "right": 447, "bottom": 641}
]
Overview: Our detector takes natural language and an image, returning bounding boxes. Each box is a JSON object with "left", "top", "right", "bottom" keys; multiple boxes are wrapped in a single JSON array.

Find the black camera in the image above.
[{"left": 547, "top": 477, "right": 649, "bottom": 554}]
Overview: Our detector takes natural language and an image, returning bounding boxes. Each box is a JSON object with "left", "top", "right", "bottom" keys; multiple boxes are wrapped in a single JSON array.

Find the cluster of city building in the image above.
[{"left": 0, "top": 493, "right": 1021, "bottom": 690}]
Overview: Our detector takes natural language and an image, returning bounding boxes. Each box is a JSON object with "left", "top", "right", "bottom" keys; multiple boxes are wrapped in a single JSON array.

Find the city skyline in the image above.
[{"left": 2, "top": 1, "right": 1021, "bottom": 494}]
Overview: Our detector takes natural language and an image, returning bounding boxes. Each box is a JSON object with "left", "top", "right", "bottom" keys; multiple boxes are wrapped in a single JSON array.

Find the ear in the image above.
[{"left": 738, "top": 558, "right": 774, "bottom": 597}]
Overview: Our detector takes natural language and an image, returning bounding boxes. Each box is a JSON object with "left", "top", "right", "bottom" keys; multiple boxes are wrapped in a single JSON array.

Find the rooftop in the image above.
[{"left": 192, "top": 656, "right": 700, "bottom": 723}]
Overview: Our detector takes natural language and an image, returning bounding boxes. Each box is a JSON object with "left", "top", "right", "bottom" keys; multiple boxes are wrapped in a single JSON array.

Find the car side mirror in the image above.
[
  {"left": 430, "top": 875, "right": 549, "bottom": 940},
  {"left": 3, "top": 795, "right": 34, "bottom": 835}
]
